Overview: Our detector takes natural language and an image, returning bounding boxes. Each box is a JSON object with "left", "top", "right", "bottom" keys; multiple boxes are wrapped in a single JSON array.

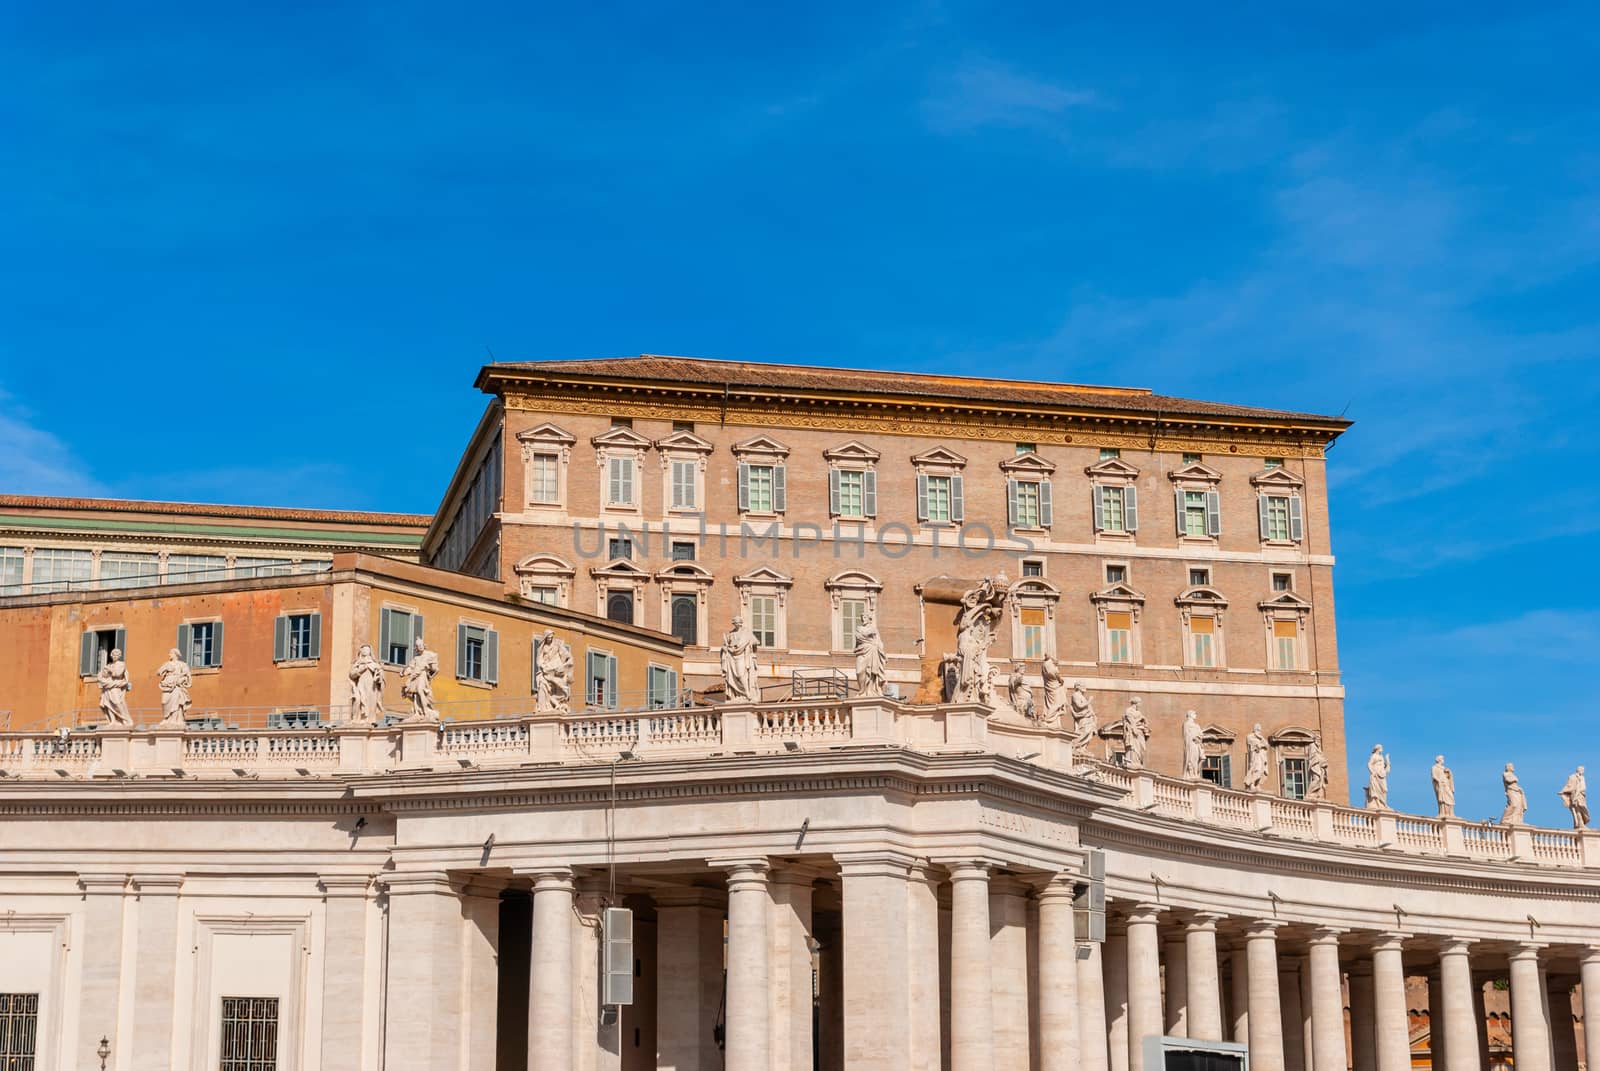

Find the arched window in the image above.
[
  {"left": 671, "top": 595, "right": 698, "bottom": 645},
  {"left": 607, "top": 592, "right": 634, "bottom": 625}
]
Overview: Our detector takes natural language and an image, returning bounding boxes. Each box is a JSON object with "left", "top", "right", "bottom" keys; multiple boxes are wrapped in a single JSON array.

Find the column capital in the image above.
[
  {"left": 319, "top": 875, "right": 376, "bottom": 898},
  {"left": 130, "top": 873, "right": 185, "bottom": 897},
  {"left": 1035, "top": 875, "right": 1077, "bottom": 904},
  {"left": 833, "top": 850, "right": 917, "bottom": 878},
  {"left": 527, "top": 869, "right": 577, "bottom": 893},
  {"left": 1184, "top": 911, "right": 1225, "bottom": 933},
  {"left": 1123, "top": 901, "right": 1165, "bottom": 924},
  {"left": 1306, "top": 926, "right": 1346, "bottom": 946},
  {"left": 715, "top": 858, "right": 770, "bottom": 890},
  {"left": 1580, "top": 946, "right": 1600, "bottom": 967},
  {"left": 1369, "top": 932, "right": 1409, "bottom": 954},
  {"left": 78, "top": 873, "right": 130, "bottom": 895},
  {"left": 1243, "top": 919, "right": 1283, "bottom": 938},
  {"left": 1437, "top": 936, "right": 1475, "bottom": 957},
  {"left": 942, "top": 860, "right": 994, "bottom": 883},
  {"left": 378, "top": 870, "right": 457, "bottom": 896},
  {"left": 1508, "top": 941, "right": 1547, "bottom": 962}
]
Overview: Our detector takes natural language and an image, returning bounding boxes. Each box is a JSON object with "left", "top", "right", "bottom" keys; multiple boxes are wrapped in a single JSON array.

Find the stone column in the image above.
[
  {"left": 1125, "top": 904, "right": 1165, "bottom": 1070},
  {"left": 76, "top": 874, "right": 129, "bottom": 1071},
  {"left": 130, "top": 874, "right": 184, "bottom": 1069},
  {"left": 1077, "top": 933, "right": 1110, "bottom": 1071},
  {"left": 1306, "top": 929, "right": 1347, "bottom": 1071},
  {"left": 1426, "top": 971, "right": 1444, "bottom": 1071},
  {"left": 1581, "top": 950, "right": 1600, "bottom": 1071},
  {"left": 770, "top": 870, "right": 817, "bottom": 1071},
  {"left": 1279, "top": 957, "right": 1306, "bottom": 1071},
  {"left": 838, "top": 853, "right": 913, "bottom": 1069},
  {"left": 1298, "top": 956, "right": 1316, "bottom": 1071},
  {"left": 1436, "top": 940, "right": 1478, "bottom": 1071},
  {"left": 320, "top": 877, "right": 375, "bottom": 1070},
  {"left": 462, "top": 881, "right": 502, "bottom": 1071},
  {"left": 1184, "top": 914, "right": 1224, "bottom": 1042},
  {"left": 1105, "top": 924, "right": 1130, "bottom": 1071},
  {"left": 907, "top": 864, "right": 943, "bottom": 1071},
  {"left": 383, "top": 871, "right": 468, "bottom": 1071},
  {"left": 991, "top": 877, "right": 1032, "bottom": 1068},
  {"left": 1371, "top": 935, "right": 1410, "bottom": 1071},
  {"left": 655, "top": 888, "right": 724, "bottom": 1071},
  {"left": 1510, "top": 944, "right": 1553, "bottom": 1071},
  {"left": 1229, "top": 942, "right": 1251, "bottom": 1045},
  {"left": 1348, "top": 961, "right": 1376, "bottom": 1071},
  {"left": 529, "top": 870, "right": 576, "bottom": 1071},
  {"left": 949, "top": 862, "right": 995, "bottom": 1071},
  {"left": 1038, "top": 876, "right": 1080, "bottom": 1071},
  {"left": 1471, "top": 974, "right": 1491, "bottom": 1071},
  {"left": 1550, "top": 976, "right": 1578, "bottom": 1071},
  {"left": 724, "top": 860, "right": 772, "bottom": 1071},
  {"left": 1164, "top": 933, "right": 1189, "bottom": 1037},
  {"left": 1245, "top": 921, "right": 1286, "bottom": 1071}
]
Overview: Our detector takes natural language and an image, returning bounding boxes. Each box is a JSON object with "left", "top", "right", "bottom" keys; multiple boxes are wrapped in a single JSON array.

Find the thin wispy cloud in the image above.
[
  {"left": 0, "top": 385, "right": 105, "bottom": 497},
  {"left": 923, "top": 60, "right": 1097, "bottom": 133}
]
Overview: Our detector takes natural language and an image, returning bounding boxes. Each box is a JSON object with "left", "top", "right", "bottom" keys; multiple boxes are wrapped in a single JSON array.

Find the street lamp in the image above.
[{"left": 97, "top": 1036, "right": 111, "bottom": 1069}]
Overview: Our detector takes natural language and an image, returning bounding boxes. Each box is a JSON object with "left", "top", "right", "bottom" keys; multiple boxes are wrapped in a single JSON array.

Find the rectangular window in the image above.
[
  {"left": 670, "top": 541, "right": 696, "bottom": 561},
  {"left": 1099, "top": 447, "right": 1120, "bottom": 460},
  {"left": 1012, "top": 481, "right": 1040, "bottom": 528},
  {"left": 97, "top": 551, "right": 161, "bottom": 589},
  {"left": 1105, "top": 564, "right": 1126, "bottom": 584},
  {"left": 1182, "top": 452, "right": 1202, "bottom": 466},
  {"left": 0, "top": 547, "right": 23, "bottom": 595},
  {"left": 1272, "top": 572, "right": 1293, "bottom": 592},
  {"left": 745, "top": 465, "right": 774, "bottom": 513},
  {"left": 379, "top": 608, "right": 423, "bottom": 666},
  {"left": 922, "top": 475, "right": 952, "bottom": 523},
  {"left": 1099, "top": 486, "right": 1126, "bottom": 532},
  {"left": 1104, "top": 611, "right": 1132, "bottom": 663},
  {"left": 1200, "top": 752, "right": 1231, "bottom": 788},
  {"left": 607, "top": 537, "right": 634, "bottom": 561},
  {"left": 1021, "top": 559, "right": 1043, "bottom": 578},
  {"left": 233, "top": 557, "right": 292, "bottom": 579},
  {"left": 530, "top": 453, "right": 560, "bottom": 503},
  {"left": 167, "top": 553, "right": 227, "bottom": 584},
  {"left": 647, "top": 664, "right": 680, "bottom": 709},
  {"left": 1021, "top": 607, "right": 1046, "bottom": 659},
  {"left": 748, "top": 595, "right": 778, "bottom": 649},
  {"left": 670, "top": 459, "right": 698, "bottom": 509},
  {"left": 528, "top": 586, "right": 559, "bottom": 606},
  {"left": 610, "top": 416, "right": 632, "bottom": 428},
  {"left": 79, "top": 626, "right": 125, "bottom": 676},
  {"left": 1190, "top": 616, "right": 1215, "bottom": 667},
  {"left": 607, "top": 456, "right": 636, "bottom": 507},
  {"left": 839, "top": 598, "right": 867, "bottom": 651},
  {"left": 30, "top": 547, "right": 92, "bottom": 592},
  {"left": 273, "top": 613, "right": 322, "bottom": 662},
  {"left": 181, "top": 620, "right": 224, "bottom": 668},
  {"left": 1189, "top": 568, "right": 1211, "bottom": 587},
  {"left": 586, "top": 650, "right": 619, "bottom": 709},
  {"left": 0, "top": 992, "right": 39, "bottom": 1067},
  {"left": 1281, "top": 757, "right": 1308, "bottom": 799},
  {"left": 219, "top": 995, "right": 279, "bottom": 1071},
  {"left": 672, "top": 420, "right": 694, "bottom": 433},
  {"left": 835, "top": 470, "right": 865, "bottom": 518},
  {"left": 1183, "top": 491, "right": 1209, "bottom": 537},
  {"left": 1265, "top": 496, "right": 1291, "bottom": 541},
  {"left": 1273, "top": 619, "right": 1299, "bottom": 670},
  {"left": 456, "top": 623, "right": 498, "bottom": 683},
  {"left": 1264, "top": 457, "right": 1284, "bottom": 469}
]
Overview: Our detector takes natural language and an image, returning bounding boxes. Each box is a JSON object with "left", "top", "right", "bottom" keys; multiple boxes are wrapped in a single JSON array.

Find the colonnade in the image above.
[{"left": 379, "top": 856, "right": 1600, "bottom": 1070}]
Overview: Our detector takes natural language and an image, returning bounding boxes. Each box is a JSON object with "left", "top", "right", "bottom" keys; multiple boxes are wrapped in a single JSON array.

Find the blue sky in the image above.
[{"left": 3, "top": 2, "right": 1598, "bottom": 821}]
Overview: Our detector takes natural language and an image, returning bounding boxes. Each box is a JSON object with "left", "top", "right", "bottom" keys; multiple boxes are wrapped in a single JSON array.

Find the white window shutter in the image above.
[
  {"left": 531, "top": 635, "right": 542, "bottom": 692},
  {"left": 1039, "top": 479, "right": 1053, "bottom": 528},
  {"left": 951, "top": 475, "right": 964, "bottom": 522},
  {"left": 1174, "top": 489, "right": 1185, "bottom": 536},
  {"left": 916, "top": 474, "right": 929, "bottom": 522},
  {"left": 1092, "top": 485, "right": 1105, "bottom": 532},
  {"left": 1007, "top": 479, "right": 1020, "bottom": 527},
  {"left": 1124, "top": 486, "right": 1139, "bottom": 532},
  {"left": 1206, "top": 491, "right": 1222, "bottom": 537},
  {"left": 484, "top": 629, "right": 499, "bottom": 685},
  {"left": 737, "top": 463, "right": 750, "bottom": 511},
  {"left": 863, "top": 469, "right": 877, "bottom": 517},
  {"left": 1289, "top": 495, "right": 1304, "bottom": 541},
  {"left": 828, "top": 469, "right": 841, "bottom": 516},
  {"left": 605, "top": 655, "right": 619, "bottom": 708},
  {"left": 773, "top": 465, "right": 786, "bottom": 512},
  {"left": 1258, "top": 495, "right": 1270, "bottom": 540}
]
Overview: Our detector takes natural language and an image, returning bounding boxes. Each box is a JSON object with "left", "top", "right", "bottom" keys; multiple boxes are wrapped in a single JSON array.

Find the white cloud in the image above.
[
  {"left": 922, "top": 60, "right": 1097, "bottom": 134},
  {"left": 0, "top": 385, "right": 105, "bottom": 496}
]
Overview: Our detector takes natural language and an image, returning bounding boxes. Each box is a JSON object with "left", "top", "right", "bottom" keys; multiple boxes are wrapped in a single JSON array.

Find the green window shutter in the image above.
[
  {"left": 1007, "top": 480, "right": 1020, "bottom": 527},
  {"left": 114, "top": 627, "right": 126, "bottom": 664},
  {"left": 273, "top": 616, "right": 288, "bottom": 663},
  {"left": 212, "top": 620, "right": 224, "bottom": 666},
  {"left": 177, "top": 623, "right": 192, "bottom": 665},
  {"left": 1206, "top": 491, "right": 1222, "bottom": 537},
  {"left": 1123, "top": 486, "right": 1138, "bottom": 532},
  {"left": 1289, "top": 495, "right": 1304, "bottom": 541},
  {"left": 484, "top": 629, "right": 499, "bottom": 685},
  {"left": 1258, "top": 496, "right": 1270, "bottom": 540},
  {"left": 605, "top": 655, "right": 619, "bottom": 709},
  {"left": 1039, "top": 479, "right": 1053, "bottom": 528},
  {"left": 1091, "top": 485, "right": 1104, "bottom": 532},
  {"left": 828, "top": 469, "right": 841, "bottom": 516},
  {"left": 456, "top": 624, "right": 469, "bottom": 680},
  {"left": 309, "top": 613, "right": 322, "bottom": 659},
  {"left": 863, "top": 469, "right": 877, "bottom": 517},
  {"left": 79, "top": 632, "right": 96, "bottom": 677},
  {"left": 586, "top": 650, "right": 604, "bottom": 706},
  {"left": 772, "top": 465, "right": 786, "bottom": 512},
  {"left": 647, "top": 666, "right": 663, "bottom": 709},
  {"left": 915, "top": 474, "right": 929, "bottom": 522},
  {"left": 737, "top": 464, "right": 750, "bottom": 511},
  {"left": 379, "top": 609, "right": 392, "bottom": 661},
  {"left": 950, "top": 475, "right": 964, "bottom": 523}
]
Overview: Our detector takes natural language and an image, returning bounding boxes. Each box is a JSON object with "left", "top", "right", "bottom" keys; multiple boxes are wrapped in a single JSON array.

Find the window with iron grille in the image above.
[
  {"left": 220, "top": 996, "right": 279, "bottom": 1071},
  {"left": 0, "top": 992, "right": 38, "bottom": 1070}
]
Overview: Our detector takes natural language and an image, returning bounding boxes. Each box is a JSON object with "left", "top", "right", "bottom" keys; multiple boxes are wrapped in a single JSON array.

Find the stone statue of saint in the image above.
[
  {"left": 347, "top": 644, "right": 385, "bottom": 724},
  {"left": 1008, "top": 668, "right": 1035, "bottom": 723},
  {"left": 1243, "top": 724, "right": 1269, "bottom": 792},
  {"left": 951, "top": 575, "right": 1008, "bottom": 705},
  {"left": 535, "top": 630, "right": 574, "bottom": 714},
  {"left": 1365, "top": 744, "right": 1391, "bottom": 810},
  {"left": 1181, "top": 711, "right": 1203, "bottom": 781},
  {"left": 853, "top": 612, "right": 887, "bottom": 699},
  {"left": 1560, "top": 766, "right": 1589, "bottom": 829},
  {"left": 1038, "top": 656, "right": 1067, "bottom": 729},
  {"left": 401, "top": 637, "right": 440, "bottom": 722},
  {"left": 1431, "top": 755, "right": 1455, "bottom": 819},
  {"left": 156, "top": 648, "right": 192, "bottom": 727},
  {"left": 1068, "top": 682, "right": 1097, "bottom": 752},
  {"left": 1306, "top": 733, "right": 1330, "bottom": 801},
  {"left": 720, "top": 615, "right": 760, "bottom": 704},
  {"left": 97, "top": 648, "right": 133, "bottom": 726},
  {"left": 1121, "top": 698, "right": 1149, "bottom": 770},
  {"left": 1501, "top": 763, "right": 1528, "bottom": 825}
]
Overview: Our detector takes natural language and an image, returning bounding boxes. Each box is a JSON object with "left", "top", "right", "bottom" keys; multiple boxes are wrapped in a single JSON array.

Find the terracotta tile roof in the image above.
[
  {"left": 0, "top": 494, "right": 432, "bottom": 528},
  {"left": 484, "top": 354, "right": 1349, "bottom": 428}
]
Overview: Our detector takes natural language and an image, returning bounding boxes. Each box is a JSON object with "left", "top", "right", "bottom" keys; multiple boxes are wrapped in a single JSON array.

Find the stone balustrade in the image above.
[{"left": 4, "top": 696, "right": 1596, "bottom": 871}]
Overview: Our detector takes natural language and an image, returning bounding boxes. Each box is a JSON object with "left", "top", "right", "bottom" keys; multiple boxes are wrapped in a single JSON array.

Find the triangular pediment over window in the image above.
[
  {"left": 1090, "top": 582, "right": 1146, "bottom": 605},
  {"left": 730, "top": 435, "right": 791, "bottom": 459},
  {"left": 733, "top": 564, "right": 794, "bottom": 588},
  {"left": 999, "top": 452, "right": 1057, "bottom": 476},
  {"left": 654, "top": 429, "right": 714, "bottom": 454},
  {"left": 1084, "top": 457, "right": 1142, "bottom": 480},
  {"left": 1258, "top": 590, "right": 1311, "bottom": 612},
  {"left": 590, "top": 425, "right": 653, "bottom": 451},
  {"left": 1168, "top": 461, "right": 1222, "bottom": 484},
  {"left": 910, "top": 446, "right": 968, "bottom": 469},
  {"left": 1250, "top": 467, "right": 1305, "bottom": 490},
  {"left": 516, "top": 422, "right": 577, "bottom": 447},
  {"left": 1200, "top": 724, "right": 1236, "bottom": 744},
  {"left": 591, "top": 559, "right": 652, "bottom": 580},
  {"left": 823, "top": 440, "right": 882, "bottom": 464}
]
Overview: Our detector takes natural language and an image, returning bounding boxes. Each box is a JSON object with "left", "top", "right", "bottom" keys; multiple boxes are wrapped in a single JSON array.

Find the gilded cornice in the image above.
[{"left": 500, "top": 385, "right": 1338, "bottom": 459}]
